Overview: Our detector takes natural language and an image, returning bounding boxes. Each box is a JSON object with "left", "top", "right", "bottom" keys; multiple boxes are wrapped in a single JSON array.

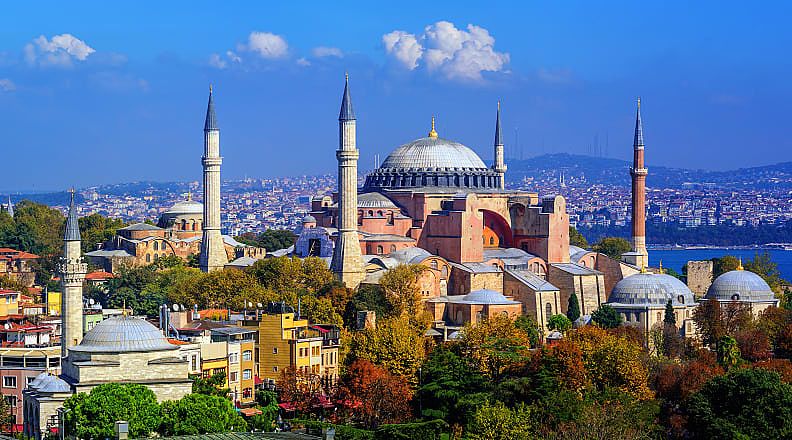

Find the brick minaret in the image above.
[
  {"left": 59, "top": 189, "right": 87, "bottom": 357},
  {"left": 492, "top": 101, "right": 507, "bottom": 190},
  {"left": 199, "top": 86, "right": 228, "bottom": 272},
  {"left": 330, "top": 74, "right": 364, "bottom": 288},
  {"left": 629, "top": 98, "right": 649, "bottom": 266}
]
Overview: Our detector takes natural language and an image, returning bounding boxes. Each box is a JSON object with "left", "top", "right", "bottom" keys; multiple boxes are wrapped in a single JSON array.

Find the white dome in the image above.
[
  {"left": 379, "top": 136, "right": 487, "bottom": 171},
  {"left": 705, "top": 269, "right": 776, "bottom": 302},
  {"left": 72, "top": 316, "right": 177, "bottom": 353},
  {"left": 164, "top": 199, "right": 203, "bottom": 215}
]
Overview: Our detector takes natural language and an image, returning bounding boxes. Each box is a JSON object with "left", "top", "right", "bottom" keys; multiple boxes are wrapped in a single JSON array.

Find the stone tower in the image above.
[
  {"left": 59, "top": 189, "right": 87, "bottom": 358},
  {"left": 492, "top": 101, "right": 507, "bottom": 190},
  {"left": 330, "top": 74, "right": 365, "bottom": 288},
  {"left": 199, "top": 86, "right": 228, "bottom": 272},
  {"left": 627, "top": 98, "right": 649, "bottom": 266}
]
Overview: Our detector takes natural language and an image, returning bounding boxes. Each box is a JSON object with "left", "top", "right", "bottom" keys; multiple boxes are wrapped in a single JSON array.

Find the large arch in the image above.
[{"left": 480, "top": 209, "right": 512, "bottom": 248}]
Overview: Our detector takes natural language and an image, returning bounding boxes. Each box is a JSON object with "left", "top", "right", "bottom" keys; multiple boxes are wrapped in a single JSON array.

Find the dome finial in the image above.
[
  {"left": 658, "top": 260, "right": 664, "bottom": 274},
  {"left": 737, "top": 257, "right": 744, "bottom": 271},
  {"left": 187, "top": 191, "right": 192, "bottom": 201},
  {"left": 429, "top": 116, "right": 438, "bottom": 138},
  {"left": 640, "top": 262, "right": 648, "bottom": 274},
  {"left": 122, "top": 299, "right": 128, "bottom": 317}
]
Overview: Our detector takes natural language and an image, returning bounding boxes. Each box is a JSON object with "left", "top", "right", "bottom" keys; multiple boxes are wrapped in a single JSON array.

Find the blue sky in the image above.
[{"left": 1, "top": 1, "right": 791, "bottom": 191}]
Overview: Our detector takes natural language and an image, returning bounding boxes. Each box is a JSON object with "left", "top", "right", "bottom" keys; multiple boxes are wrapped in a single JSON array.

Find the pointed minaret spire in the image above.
[
  {"left": 64, "top": 189, "right": 80, "bottom": 241},
  {"left": 204, "top": 84, "right": 218, "bottom": 131},
  {"left": 339, "top": 72, "right": 355, "bottom": 121},
  {"left": 492, "top": 100, "right": 507, "bottom": 189},
  {"left": 633, "top": 97, "right": 644, "bottom": 149},
  {"left": 6, "top": 195, "right": 13, "bottom": 218}
]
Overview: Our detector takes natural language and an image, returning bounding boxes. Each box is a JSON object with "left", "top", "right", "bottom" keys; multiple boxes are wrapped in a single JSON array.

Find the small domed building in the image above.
[
  {"left": 704, "top": 261, "right": 779, "bottom": 316},
  {"left": 606, "top": 268, "right": 699, "bottom": 340},
  {"left": 157, "top": 193, "right": 204, "bottom": 238}
]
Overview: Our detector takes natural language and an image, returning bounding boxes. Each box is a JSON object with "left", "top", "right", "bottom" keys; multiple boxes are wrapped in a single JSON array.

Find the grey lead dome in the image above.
[
  {"left": 72, "top": 315, "right": 178, "bottom": 353},
  {"left": 380, "top": 136, "right": 487, "bottom": 171},
  {"left": 705, "top": 269, "right": 775, "bottom": 302},
  {"left": 609, "top": 273, "right": 696, "bottom": 306}
]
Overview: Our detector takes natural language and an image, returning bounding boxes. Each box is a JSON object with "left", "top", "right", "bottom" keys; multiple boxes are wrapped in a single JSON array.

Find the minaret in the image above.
[
  {"left": 492, "top": 101, "right": 507, "bottom": 189},
  {"left": 629, "top": 98, "right": 649, "bottom": 265},
  {"left": 5, "top": 196, "right": 12, "bottom": 218},
  {"left": 59, "top": 189, "right": 87, "bottom": 358},
  {"left": 330, "top": 74, "right": 364, "bottom": 288},
  {"left": 199, "top": 85, "right": 228, "bottom": 272}
]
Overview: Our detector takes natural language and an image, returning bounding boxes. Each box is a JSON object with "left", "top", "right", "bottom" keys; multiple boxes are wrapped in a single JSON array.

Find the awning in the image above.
[{"left": 239, "top": 408, "right": 263, "bottom": 417}]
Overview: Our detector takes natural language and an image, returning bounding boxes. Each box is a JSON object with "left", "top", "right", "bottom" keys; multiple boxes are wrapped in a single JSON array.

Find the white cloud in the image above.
[
  {"left": 208, "top": 53, "right": 227, "bottom": 69},
  {"left": 382, "top": 21, "right": 509, "bottom": 81},
  {"left": 312, "top": 46, "right": 343, "bottom": 58},
  {"left": 24, "top": 34, "right": 95, "bottom": 67},
  {"left": 296, "top": 57, "right": 311, "bottom": 67},
  {"left": 383, "top": 31, "right": 422, "bottom": 70},
  {"left": 226, "top": 51, "right": 241, "bottom": 63},
  {"left": 242, "top": 31, "right": 288, "bottom": 59},
  {"left": 0, "top": 79, "right": 15, "bottom": 92}
]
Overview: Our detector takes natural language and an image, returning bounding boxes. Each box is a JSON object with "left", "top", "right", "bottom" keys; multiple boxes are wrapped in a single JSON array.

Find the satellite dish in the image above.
[
  {"left": 256, "top": 303, "right": 263, "bottom": 308},
  {"left": 172, "top": 304, "right": 179, "bottom": 312},
  {"left": 247, "top": 301, "right": 253, "bottom": 308},
  {"left": 89, "top": 299, "right": 95, "bottom": 305}
]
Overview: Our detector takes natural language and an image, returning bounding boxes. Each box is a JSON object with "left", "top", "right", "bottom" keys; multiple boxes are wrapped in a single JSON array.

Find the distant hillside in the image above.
[{"left": 508, "top": 153, "right": 792, "bottom": 189}]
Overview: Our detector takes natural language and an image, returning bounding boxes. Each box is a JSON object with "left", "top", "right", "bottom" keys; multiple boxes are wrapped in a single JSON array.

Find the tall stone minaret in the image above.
[
  {"left": 59, "top": 189, "right": 86, "bottom": 358},
  {"left": 199, "top": 86, "right": 228, "bottom": 272},
  {"left": 330, "top": 74, "right": 364, "bottom": 288},
  {"left": 629, "top": 98, "right": 649, "bottom": 266},
  {"left": 492, "top": 101, "right": 507, "bottom": 189},
  {"left": 5, "top": 196, "right": 13, "bottom": 218}
]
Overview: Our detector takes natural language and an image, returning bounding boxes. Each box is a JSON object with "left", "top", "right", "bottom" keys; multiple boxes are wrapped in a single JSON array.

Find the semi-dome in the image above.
[
  {"left": 71, "top": 316, "right": 177, "bottom": 353},
  {"left": 364, "top": 122, "right": 502, "bottom": 191},
  {"left": 705, "top": 268, "right": 775, "bottom": 302},
  {"left": 609, "top": 272, "right": 696, "bottom": 306}
]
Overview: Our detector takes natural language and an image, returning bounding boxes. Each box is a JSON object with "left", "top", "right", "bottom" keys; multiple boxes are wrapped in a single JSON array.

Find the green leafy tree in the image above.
[
  {"left": 711, "top": 255, "right": 740, "bottom": 278},
  {"left": 63, "top": 383, "right": 162, "bottom": 440},
  {"left": 418, "top": 347, "right": 487, "bottom": 426},
  {"left": 191, "top": 372, "right": 230, "bottom": 398},
  {"left": 566, "top": 292, "right": 581, "bottom": 322},
  {"left": 592, "top": 237, "right": 631, "bottom": 259},
  {"left": 514, "top": 315, "right": 541, "bottom": 348},
  {"left": 236, "top": 229, "right": 296, "bottom": 252},
  {"left": 591, "top": 304, "right": 623, "bottom": 329},
  {"left": 684, "top": 368, "right": 792, "bottom": 439},
  {"left": 548, "top": 314, "right": 572, "bottom": 333},
  {"left": 745, "top": 251, "right": 786, "bottom": 293},
  {"left": 160, "top": 393, "right": 247, "bottom": 436},
  {"left": 466, "top": 401, "right": 534, "bottom": 440},
  {"left": 78, "top": 213, "right": 126, "bottom": 254},
  {"left": 663, "top": 299, "right": 676, "bottom": 327},
  {"left": 343, "top": 284, "right": 390, "bottom": 329},
  {"left": 569, "top": 226, "right": 589, "bottom": 249},
  {"left": 716, "top": 336, "right": 742, "bottom": 370}
]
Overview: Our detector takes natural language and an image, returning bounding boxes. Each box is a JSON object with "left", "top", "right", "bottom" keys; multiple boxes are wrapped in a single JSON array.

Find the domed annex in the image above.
[
  {"left": 363, "top": 119, "right": 502, "bottom": 191},
  {"left": 704, "top": 262, "right": 779, "bottom": 315},
  {"left": 71, "top": 315, "right": 178, "bottom": 353},
  {"left": 158, "top": 193, "right": 204, "bottom": 232},
  {"left": 609, "top": 272, "right": 696, "bottom": 306}
]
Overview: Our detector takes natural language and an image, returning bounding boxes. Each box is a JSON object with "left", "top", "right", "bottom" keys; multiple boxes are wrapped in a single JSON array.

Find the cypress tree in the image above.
[
  {"left": 664, "top": 299, "right": 676, "bottom": 327},
  {"left": 567, "top": 292, "right": 581, "bottom": 322}
]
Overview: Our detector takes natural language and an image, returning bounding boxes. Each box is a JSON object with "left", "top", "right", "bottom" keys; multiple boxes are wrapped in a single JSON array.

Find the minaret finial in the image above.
[
  {"left": 64, "top": 188, "right": 81, "bottom": 241},
  {"left": 428, "top": 116, "right": 438, "bottom": 138},
  {"left": 209, "top": 83, "right": 213, "bottom": 94},
  {"left": 187, "top": 191, "right": 192, "bottom": 201},
  {"left": 633, "top": 97, "right": 644, "bottom": 148},
  {"left": 204, "top": 85, "right": 217, "bottom": 131}
]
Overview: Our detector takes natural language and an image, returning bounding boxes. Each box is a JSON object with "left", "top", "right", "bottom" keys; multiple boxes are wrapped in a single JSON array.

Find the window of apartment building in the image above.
[
  {"left": 26, "top": 376, "right": 36, "bottom": 386},
  {"left": 4, "top": 395, "right": 16, "bottom": 407},
  {"left": 272, "top": 347, "right": 278, "bottom": 355},
  {"left": 243, "top": 369, "right": 252, "bottom": 380},
  {"left": 230, "top": 372, "right": 238, "bottom": 382},
  {"left": 191, "top": 355, "right": 198, "bottom": 371},
  {"left": 242, "top": 350, "right": 252, "bottom": 361},
  {"left": 3, "top": 376, "right": 16, "bottom": 388},
  {"left": 230, "top": 353, "right": 239, "bottom": 364},
  {"left": 272, "top": 366, "right": 278, "bottom": 373}
]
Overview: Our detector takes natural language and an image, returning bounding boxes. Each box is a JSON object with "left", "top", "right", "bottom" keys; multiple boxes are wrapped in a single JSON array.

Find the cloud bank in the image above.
[
  {"left": 0, "top": 79, "right": 15, "bottom": 92},
  {"left": 24, "top": 34, "right": 95, "bottom": 67},
  {"left": 383, "top": 21, "right": 509, "bottom": 81}
]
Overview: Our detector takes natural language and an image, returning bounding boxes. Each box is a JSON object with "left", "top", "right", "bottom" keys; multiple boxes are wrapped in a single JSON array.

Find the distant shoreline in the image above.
[{"left": 648, "top": 244, "right": 792, "bottom": 251}]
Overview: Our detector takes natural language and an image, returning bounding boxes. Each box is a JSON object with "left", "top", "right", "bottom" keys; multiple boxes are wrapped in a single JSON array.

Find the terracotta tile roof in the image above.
[{"left": 85, "top": 271, "right": 114, "bottom": 280}]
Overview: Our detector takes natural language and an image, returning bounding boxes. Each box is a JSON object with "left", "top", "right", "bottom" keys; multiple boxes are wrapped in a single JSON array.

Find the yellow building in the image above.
[
  {"left": 200, "top": 341, "right": 229, "bottom": 387},
  {"left": 0, "top": 289, "right": 20, "bottom": 317},
  {"left": 257, "top": 304, "right": 340, "bottom": 388},
  {"left": 45, "top": 291, "right": 60, "bottom": 316},
  {"left": 211, "top": 327, "right": 257, "bottom": 406}
]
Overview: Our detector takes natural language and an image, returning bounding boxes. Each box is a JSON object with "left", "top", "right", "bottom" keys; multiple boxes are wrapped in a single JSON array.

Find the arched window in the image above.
[
  {"left": 656, "top": 312, "right": 662, "bottom": 322},
  {"left": 390, "top": 244, "right": 396, "bottom": 252},
  {"left": 192, "top": 221, "right": 197, "bottom": 231},
  {"left": 153, "top": 241, "right": 159, "bottom": 251},
  {"left": 377, "top": 210, "right": 383, "bottom": 217},
  {"left": 368, "top": 210, "right": 373, "bottom": 217},
  {"left": 489, "top": 237, "right": 495, "bottom": 246},
  {"left": 441, "top": 266, "right": 448, "bottom": 278},
  {"left": 146, "top": 254, "right": 151, "bottom": 263},
  {"left": 154, "top": 253, "right": 159, "bottom": 260},
  {"left": 387, "top": 212, "right": 394, "bottom": 225},
  {"left": 181, "top": 219, "right": 187, "bottom": 230},
  {"left": 545, "top": 303, "right": 552, "bottom": 318},
  {"left": 430, "top": 260, "right": 438, "bottom": 270},
  {"left": 376, "top": 245, "right": 383, "bottom": 254}
]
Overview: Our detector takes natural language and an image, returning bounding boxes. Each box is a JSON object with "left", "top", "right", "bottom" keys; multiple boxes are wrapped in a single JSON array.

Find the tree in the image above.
[
  {"left": 12, "top": 200, "right": 65, "bottom": 255},
  {"left": 653, "top": 351, "right": 724, "bottom": 403},
  {"left": 343, "top": 283, "right": 390, "bottom": 329},
  {"left": 191, "top": 372, "right": 230, "bottom": 398},
  {"left": 684, "top": 368, "right": 792, "bottom": 439},
  {"left": 78, "top": 213, "right": 125, "bottom": 254},
  {"left": 466, "top": 401, "right": 534, "bottom": 440},
  {"left": 458, "top": 315, "right": 532, "bottom": 380},
  {"left": 514, "top": 315, "right": 541, "bottom": 348},
  {"left": 663, "top": 299, "right": 676, "bottom": 327},
  {"left": 379, "top": 264, "right": 427, "bottom": 319},
  {"left": 418, "top": 347, "right": 487, "bottom": 427},
  {"left": 548, "top": 314, "right": 572, "bottom": 333},
  {"left": 63, "top": 383, "right": 162, "bottom": 440},
  {"left": 236, "top": 229, "right": 296, "bottom": 252},
  {"left": 734, "top": 328, "right": 772, "bottom": 361},
  {"left": 591, "top": 304, "right": 623, "bottom": 329},
  {"left": 193, "top": 268, "right": 270, "bottom": 309},
  {"left": 569, "top": 226, "right": 588, "bottom": 249},
  {"left": 246, "top": 256, "right": 333, "bottom": 300},
  {"left": 716, "top": 335, "right": 742, "bottom": 371},
  {"left": 567, "top": 326, "right": 653, "bottom": 400},
  {"left": 745, "top": 251, "right": 786, "bottom": 293},
  {"left": 711, "top": 255, "right": 740, "bottom": 278},
  {"left": 692, "top": 300, "right": 753, "bottom": 348},
  {"left": 662, "top": 299, "right": 680, "bottom": 358},
  {"left": 160, "top": 393, "right": 247, "bottom": 436},
  {"left": 566, "top": 292, "right": 581, "bottom": 322},
  {"left": 592, "top": 237, "right": 631, "bottom": 259},
  {"left": 277, "top": 367, "right": 325, "bottom": 417},
  {"left": 347, "top": 314, "right": 427, "bottom": 382},
  {"left": 336, "top": 359, "right": 413, "bottom": 429}
]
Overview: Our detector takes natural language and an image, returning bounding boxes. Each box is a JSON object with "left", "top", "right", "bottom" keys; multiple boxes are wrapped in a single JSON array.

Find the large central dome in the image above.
[
  {"left": 380, "top": 136, "right": 488, "bottom": 171},
  {"left": 364, "top": 124, "right": 502, "bottom": 192}
]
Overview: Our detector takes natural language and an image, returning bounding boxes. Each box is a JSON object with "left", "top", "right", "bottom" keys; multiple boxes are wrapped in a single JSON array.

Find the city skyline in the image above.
[{"left": 2, "top": 1, "right": 792, "bottom": 190}]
